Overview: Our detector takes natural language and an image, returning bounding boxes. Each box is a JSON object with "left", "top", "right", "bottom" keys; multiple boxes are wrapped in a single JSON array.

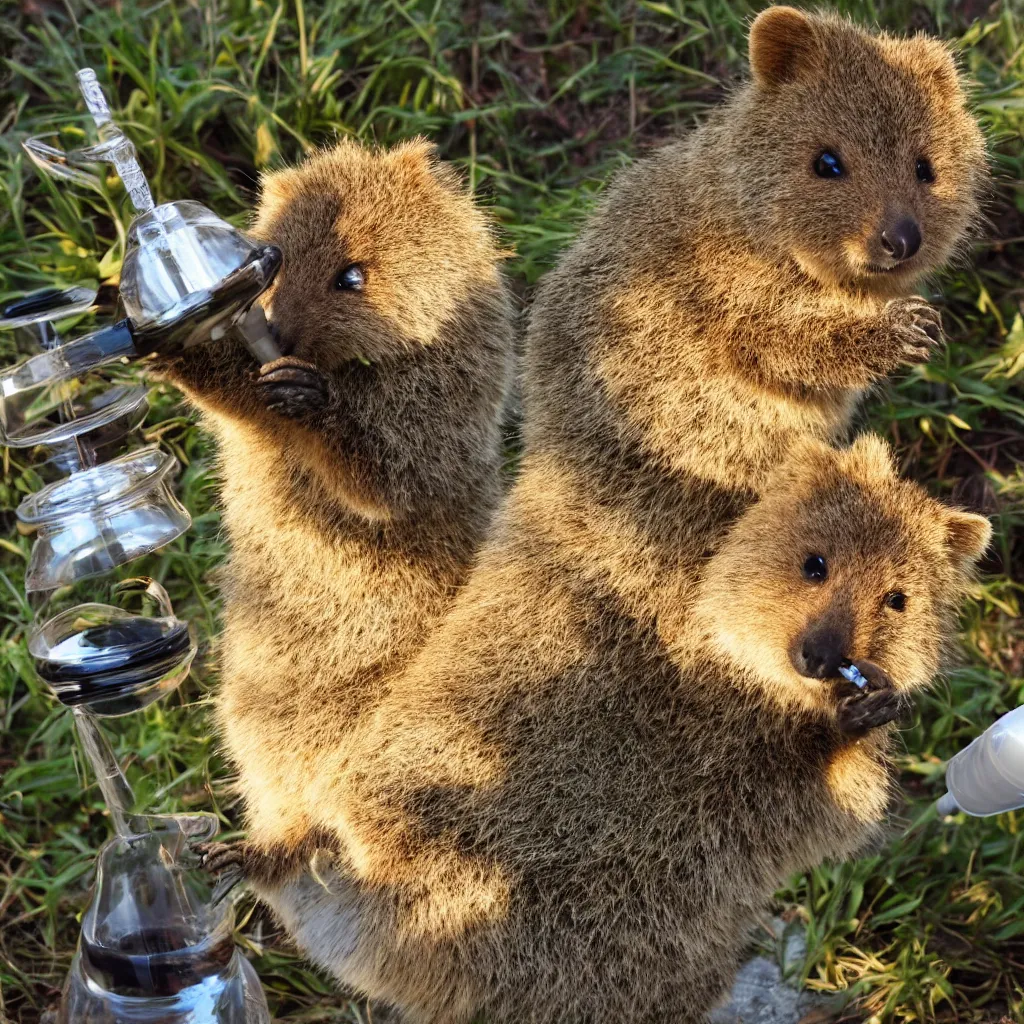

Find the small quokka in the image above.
[
  {"left": 153, "top": 138, "right": 515, "bottom": 853},
  {"left": 242, "top": 434, "right": 989, "bottom": 1024}
]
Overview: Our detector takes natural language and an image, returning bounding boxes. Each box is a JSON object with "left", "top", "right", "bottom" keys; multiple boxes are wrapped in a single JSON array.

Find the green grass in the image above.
[{"left": 0, "top": 0, "right": 1022, "bottom": 1020}]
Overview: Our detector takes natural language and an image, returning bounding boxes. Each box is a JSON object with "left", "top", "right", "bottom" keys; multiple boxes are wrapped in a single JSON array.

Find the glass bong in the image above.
[{"left": 3, "top": 69, "right": 281, "bottom": 1022}]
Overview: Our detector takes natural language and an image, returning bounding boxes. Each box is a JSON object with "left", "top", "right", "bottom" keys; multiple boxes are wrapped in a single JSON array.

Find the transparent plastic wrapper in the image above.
[
  {"left": 59, "top": 814, "right": 271, "bottom": 1024},
  {"left": 937, "top": 705, "right": 1024, "bottom": 817},
  {"left": 18, "top": 445, "right": 190, "bottom": 591},
  {"left": 837, "top": 662, "right": 867, "bottom": 690},
  {"left": 118, "top": 203, "right": 281, "bottom": 362}
]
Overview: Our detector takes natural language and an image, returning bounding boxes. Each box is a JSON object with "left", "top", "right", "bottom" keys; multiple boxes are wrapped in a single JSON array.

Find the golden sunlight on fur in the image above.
[
  {"left": 239, "top": 433, "right": 989, "bottom": 1024},
  {"left": 185, "top": 9, "right": 989, "bottom": 1023},
  {"left": 148, "top": 137, "right": 515, "bottom": 856}
]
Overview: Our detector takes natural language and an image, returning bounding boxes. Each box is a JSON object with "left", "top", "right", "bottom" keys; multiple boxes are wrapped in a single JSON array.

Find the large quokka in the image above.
[
  {"left": 204, "top": 7, "right": 989, "bottom": 1022},
  {"left": 255, "top": 435, "right": 989, "bottom": 1023},
  {"left": 522, "top": 4, "right": 986, "bottom": 638},
  {"left": 153, "top": 138, "right": 515, "bottom": 853}
]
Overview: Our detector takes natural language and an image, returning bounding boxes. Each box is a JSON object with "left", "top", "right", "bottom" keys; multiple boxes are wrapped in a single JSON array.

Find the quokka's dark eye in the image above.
[
  {"left": 335, "top": 264, "right": 365, "bottom": 291},
  {"left": 915, "top": 157, "right": 935, "bottom": 184},
  {"left": 884, "top": 591, "right": 906, "bottom": 612},
  {"left": 814, "top": 151, "right": 845, "bottom": 178},
  {"left": 802, "top": 554, "right": 828, "bottom": 582}
]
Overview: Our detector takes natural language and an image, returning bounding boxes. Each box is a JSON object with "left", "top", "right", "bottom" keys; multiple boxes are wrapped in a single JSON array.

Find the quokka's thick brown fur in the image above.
[
  {"left": 206, "top": 8, "right": 991, "bottom": 1022},
  {"left": 520, "top": 4, "right": 986, "bottom": 639},
  {"left": 153, "top": 138, "right": 515, "bottom": 851},
  {"left": 256, "top": 435, "right": 990, "bottom": 1024},
  {"left": 211, "top": 6, "right": 993, "bottom": 1018}
]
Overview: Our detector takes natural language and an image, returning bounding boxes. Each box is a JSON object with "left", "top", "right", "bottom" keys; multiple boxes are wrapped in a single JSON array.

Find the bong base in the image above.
[
  {"left": 58, "top": 814, "right": 270, "bottom": 1024},
  {"left": 59, "top": 947, "right": 269, "bottom": 1024}
]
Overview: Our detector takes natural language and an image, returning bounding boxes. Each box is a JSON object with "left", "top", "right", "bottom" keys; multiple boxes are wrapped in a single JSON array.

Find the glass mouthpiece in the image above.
[
  {"left": 76, "top": 68, "right": 154, "bottom": 215},
  {"left": 22, "top": 68, "right": 282, "bottom": 365}
]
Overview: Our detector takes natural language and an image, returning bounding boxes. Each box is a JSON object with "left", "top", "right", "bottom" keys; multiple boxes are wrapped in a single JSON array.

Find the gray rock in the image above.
[{"left": 710, "top": 957, "right": 808, "bottom": 1024}]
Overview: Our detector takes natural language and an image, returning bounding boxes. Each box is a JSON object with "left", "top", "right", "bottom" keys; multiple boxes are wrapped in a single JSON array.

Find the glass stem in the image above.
[{"left": 73, "top": 707, "right": 135, "bottom": 840}]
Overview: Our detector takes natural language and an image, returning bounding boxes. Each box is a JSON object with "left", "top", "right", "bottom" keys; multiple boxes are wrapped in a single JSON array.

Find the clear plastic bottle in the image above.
[
  {"left": 58, "top": 815, "right": 270, "bottom": 1024},
  {"left": 936, "top": 705, "right": 1024, "bottom": 817}
]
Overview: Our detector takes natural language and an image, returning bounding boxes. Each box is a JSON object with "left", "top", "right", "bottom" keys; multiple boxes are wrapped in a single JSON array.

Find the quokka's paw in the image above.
[
  {"left": 256, "top": 357, "right": 329, "bottom": 420},
  {"left": 197, "top": 839, "right": 250, "bottom": 873},
  {"left": 834, "top": 659, "right": 906, "bottom": 737},
  {"left": 196, "top": 839, "right": 252, "bottom": 903},
  {"left": 879, "top": 296, "right": 943, "bottom": 369}
]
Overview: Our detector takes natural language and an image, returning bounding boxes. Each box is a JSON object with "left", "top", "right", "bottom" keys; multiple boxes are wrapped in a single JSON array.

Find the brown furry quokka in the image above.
[
  {"left": 153, "top": 138, "right": 515, "bottom": 852},
  {"left": 202, "top": 8, "right": 989, "bottom": 1020},
  {"left": 247, "top": 435, "right": 989, "bottom": 1023},
  {"left": 521, "top": 5, "right": 986, "bottom": 638}
]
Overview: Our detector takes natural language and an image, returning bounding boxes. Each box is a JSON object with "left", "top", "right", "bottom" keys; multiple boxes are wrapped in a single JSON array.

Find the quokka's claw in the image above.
[{"left": 195, "top": 840, "right": 250, "bottom": 903}]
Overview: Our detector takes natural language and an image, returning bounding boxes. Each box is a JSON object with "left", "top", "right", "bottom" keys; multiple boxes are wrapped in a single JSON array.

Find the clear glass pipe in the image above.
[
  {"left": 76, "top": 68, "right": 154, "bottom": 215},
  {"left": 17, "top": 447, "right": 192, "bottom": 592},
  {"left": 74, "top": 708, "right": 136, "bottom": 838},
  {"left": 23, "top": 69, "right": 282, "bottom": 366},
  {"left": 30, "top": 577, "right": 197, "bottom": 716},
  {"left": 0, "top": 321, "right": 137, "bottom": 445},
  {"left": 10, "top": 65, "right": 274, "bottom": 1022}
]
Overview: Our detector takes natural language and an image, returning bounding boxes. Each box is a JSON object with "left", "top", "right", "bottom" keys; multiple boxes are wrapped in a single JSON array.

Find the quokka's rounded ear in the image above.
[
  {"left": 749, "top": 6, "right": 821, "bottom": 88},
  {"left": 765, "top": 433, "right": 834, "bottom": 490},
  {"left": 251, "top": 167, "right": 304, "bottom": 235},
  {"left": 393, "top": 136, "right": 441, "bottom": 166},
  {"left": 257, "top": 167, "right": 302, "bottom": 208},
  {"left": 844, "top": 433, "right": 897, "bottom": 485},
  {"left": 902, "top": 36, "right": 965, "bottom": 103},
  {"left": 391, "top": 136, "right": 466, "bottom": 194},
  {"left": 944, "top": 509, "right": 992, "bottom": 566},
  {"left": 782, "top": 433, "right": 833, "bottom": 468}
]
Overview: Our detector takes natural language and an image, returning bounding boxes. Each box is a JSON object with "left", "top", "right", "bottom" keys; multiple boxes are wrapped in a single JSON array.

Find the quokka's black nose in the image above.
[
  {"left": 790, "top": 626, "right": 847, "bottom": 680},
  {"left": 880, "top": 218, "right": 922, "bottom": 262}
]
